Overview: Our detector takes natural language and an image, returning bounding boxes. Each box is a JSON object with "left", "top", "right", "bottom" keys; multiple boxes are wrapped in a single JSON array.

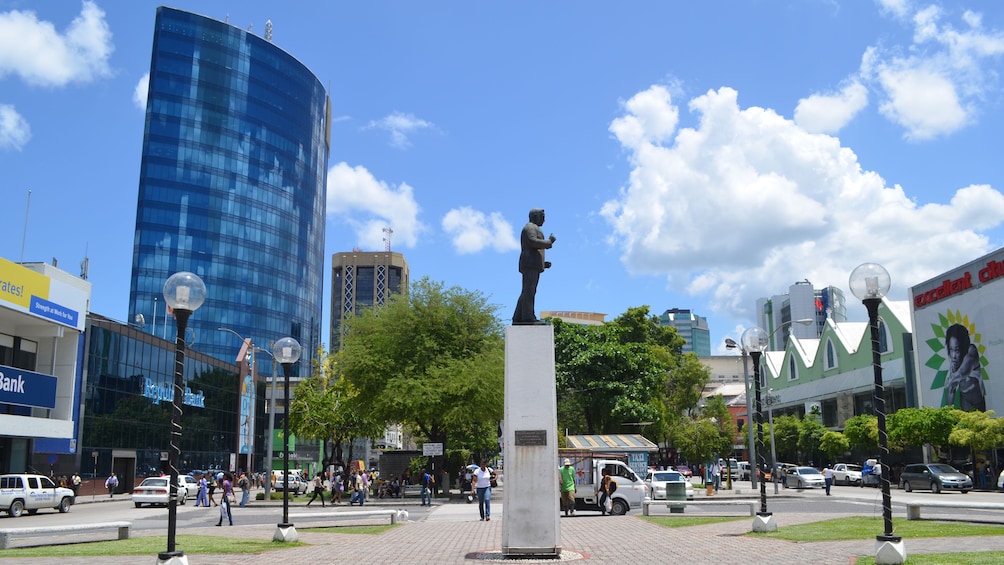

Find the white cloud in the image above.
[
  {"left": 876, "top": 0, "right": 910, "bottom": 19},
  {"left": 326, "top": 161, "right": 425, "bottom": 249},
  {"left": 0, "top": 104, "right": 30, "bottom": 150},
  {"left": 365, "top": 112, "right": 435, "bottom": 148},
  {"left": 602, "top": 84, "right": 1004, "bottom": 320},
  {"left": 875, "top": 65, "right": 968, "bottom": 140},
  {"left": 133, "top": 72, "right": 149, "bottom": 110},
  {"left": 794, "top": 81, "right": 868, "bottom": 134},
  {"left": 0, "top": 1, "right": 113, "bottom": 87},
  {"left": 861, "top": 3, "right": 1004, "bottom": 139},
  {"left": 442, "top": 207, "right": 519, "bottom": 254}
]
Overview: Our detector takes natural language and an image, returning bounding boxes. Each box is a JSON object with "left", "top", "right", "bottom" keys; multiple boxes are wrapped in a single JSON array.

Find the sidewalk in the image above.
[{"left": 11, "top": 489, "right": 1004, "bottom": 564}]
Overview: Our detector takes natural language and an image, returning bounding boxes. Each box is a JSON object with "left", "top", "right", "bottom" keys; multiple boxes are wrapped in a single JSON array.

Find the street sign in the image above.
[{"left": 422, "top": 442, "right": 443, "bottom": 456}]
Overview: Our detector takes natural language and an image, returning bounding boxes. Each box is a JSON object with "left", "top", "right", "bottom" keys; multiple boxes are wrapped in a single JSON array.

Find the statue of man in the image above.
[{"left": 513, "top": 208, "right": 556, "bottom": 325}]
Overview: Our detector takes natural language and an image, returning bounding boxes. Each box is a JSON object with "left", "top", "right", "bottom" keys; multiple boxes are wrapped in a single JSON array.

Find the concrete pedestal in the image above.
[
  {"left": 875, "top": 538, "right": 906, "bottom": 564},
  {"left": 156, "top": 553, "right": 189, "bottom": 565},
  {"left": 273, "top": 524, "right": 298, "bottom": 542},
  {"left": 502, "top": 325, "right": 561, "bottom": 558},
  {"left": 752, "top": 513, "right": 777, "bottom": 532}
]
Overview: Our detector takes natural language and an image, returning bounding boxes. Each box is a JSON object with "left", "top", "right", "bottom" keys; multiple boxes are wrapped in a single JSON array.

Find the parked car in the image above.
[
  {"left": 181, "top": 474, "right": 199, "bottom": 499},
  {"left": 674, "top": 465, "right": 693, "bottom": 478},
  {"left": 274, "top": 472, "right": 308, "bottom": 495},
  {"left": 900, "top": 463, "right": 972, "bottom": 494},
  {"left": 644, "top": 470, "right": 694, "bottom": 501},
  {"left": 736, "top": 461, "right": 751, "bottom": 480},
  {"left": 0, "top": 474, "right": 75, "bottom": 517},
  {"left": 133, "top": 476, "right": 190, "bottom": 507},
  {"left": 832, "top": 463, "right": 863, "bottom": 486},
  {"left": 784, "top": 466, "right": 826, "bottom": 489}
]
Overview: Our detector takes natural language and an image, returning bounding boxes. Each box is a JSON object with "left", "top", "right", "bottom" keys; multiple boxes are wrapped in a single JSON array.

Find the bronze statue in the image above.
[{"left": 513, "top": 208, "right": 556, "bottom": 325}]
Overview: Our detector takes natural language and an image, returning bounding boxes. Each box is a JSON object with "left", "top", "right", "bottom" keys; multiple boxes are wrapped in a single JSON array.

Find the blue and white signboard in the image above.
[{"left": 0, "top": 364, "right": 58, "bottom": 409}]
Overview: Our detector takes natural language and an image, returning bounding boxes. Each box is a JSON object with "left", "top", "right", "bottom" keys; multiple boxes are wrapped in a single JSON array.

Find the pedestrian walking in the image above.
[
  {"left": 420, "top": 468, "right": 432, "bottom": 507},
  {"left": 105, "top": 473, "right": 118, "bottom": 498},
  {"left": 596, "top": 468, "right": 617, "bottom": 516},
  {"left": 71, "top": 472, "right": 82, "bottom": 497},
  {"left": 207, "top": 473, "right": 219, "bottom": 506},
  {"left": 195, "top": 474, "right": 209, "bottom": 507},
  {"left": 306, "top": 472, "right": 326, "bottom": 507},
  {"left": 560, "top": 458, "right": 576, "bottom": 517},
  {"left": 823, "top": 465, "right": 834, "bottom": 496},
  {"left": 238, "top": 472, "right": 251, "bottom": 508},
  {"left": 216, "top": 472, "right": 234, "bottom": 526},
  {"left": 471, "top": 460, "right": 495, "bottom": 521},
  {"left": 330, "top": 471, "right": 344, "bottom": 505}
]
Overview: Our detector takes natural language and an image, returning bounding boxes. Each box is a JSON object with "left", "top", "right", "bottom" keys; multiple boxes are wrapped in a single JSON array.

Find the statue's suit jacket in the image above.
[{"left": 518, "top": 222, "right": 551, "bottom": 274}]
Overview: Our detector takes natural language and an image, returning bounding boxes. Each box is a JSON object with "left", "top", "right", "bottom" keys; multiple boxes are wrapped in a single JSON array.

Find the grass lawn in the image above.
[
  {"left": 0, "top": 535, "right": 303, "bottom": 558},
  {"left": 855, "top": 551, "right": 1004, "bottom": 564},
  {"left": 641, "top": 516, "right": 747, "bottom": 528},
  {"left": 757, "top": 516, "right": 1004, "bottom": 542}
]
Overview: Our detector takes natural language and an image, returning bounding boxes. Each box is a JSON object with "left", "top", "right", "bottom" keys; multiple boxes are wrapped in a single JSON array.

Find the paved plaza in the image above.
[{"left": 3, "top": 488, "right": 1004, "bottom": 565}]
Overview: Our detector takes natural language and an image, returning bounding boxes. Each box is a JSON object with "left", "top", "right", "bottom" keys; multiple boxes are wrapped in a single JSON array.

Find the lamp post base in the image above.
[
  {"left": 752, "top": 512, "right": 776, "bottom": 533},
  {"left": 156, "top": 551, "right": 189, "bottom": 565},
  {"left": 274, "top": 523, "right": 298, "bottom": 543},
  {"left": 875, "top": 535, "right": 906, "bottom": 564}
]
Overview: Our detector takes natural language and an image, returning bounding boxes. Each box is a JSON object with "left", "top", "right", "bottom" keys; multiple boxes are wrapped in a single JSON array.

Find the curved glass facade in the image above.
[{"left": 128, "top": 7, "right": 329, "bottom": 377}]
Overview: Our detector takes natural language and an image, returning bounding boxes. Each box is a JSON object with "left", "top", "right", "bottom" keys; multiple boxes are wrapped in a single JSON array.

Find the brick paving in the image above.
[{"left": 4, "top": 496, "right": 1004, "bottom": 564}]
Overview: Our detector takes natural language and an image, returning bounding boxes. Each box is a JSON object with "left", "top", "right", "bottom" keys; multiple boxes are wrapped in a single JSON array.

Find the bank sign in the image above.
[
  {"left": 911, "top": 247, "right": 1004, "bottom": 414},
  {"left": 0, "top": 365, "right": 57, "bottom": 409},
  {"left": 0, "top": 258, "right": 86, "bottom": 331}
]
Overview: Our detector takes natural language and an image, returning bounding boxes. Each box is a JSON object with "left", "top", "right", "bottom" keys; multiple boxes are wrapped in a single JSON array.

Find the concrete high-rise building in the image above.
[
  {"left": 756, "top": 281, "right": 847, "bottom": 351},
  {"left": 659, "top": 308, "right": 711, "bottom": 356},
  {"left": 127, "top": 7, "right": 330, "bottom": 380},
  {"left": 330, "top": 251, "right": 410, "bottom": 350}
]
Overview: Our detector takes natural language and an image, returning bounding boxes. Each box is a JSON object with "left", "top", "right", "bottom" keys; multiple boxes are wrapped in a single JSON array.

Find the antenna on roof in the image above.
[
  {"left": 382, "top": 227, "right": 393, "bottom": 251},
  {"left": 80, "top": 244, "right": 89, "bottom": 280},
  {"left": 265, "top": 19, "right": 273, "bottom": 41}
]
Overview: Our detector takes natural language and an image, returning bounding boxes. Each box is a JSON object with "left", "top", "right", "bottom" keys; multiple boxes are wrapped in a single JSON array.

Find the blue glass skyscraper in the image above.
[{"left": 128, "top": 7, "right": 329, "bottom": 378}]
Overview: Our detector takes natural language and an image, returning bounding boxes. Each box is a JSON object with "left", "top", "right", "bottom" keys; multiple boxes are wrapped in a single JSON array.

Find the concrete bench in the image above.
[
  {"left": 402, "top": 485, "right": 423, "bottom": 497},
  {"left": 642, "top": 499, "right": 758, "bottom": 516},
  {"left": 905, "top": 500, "right": 1004, "bottom": 521},
  {"left": 0, "top": 521, "right": 131, "bottom": 549},
  {"left": 288, "top": 509, "right": 405, "bottom": 525}
]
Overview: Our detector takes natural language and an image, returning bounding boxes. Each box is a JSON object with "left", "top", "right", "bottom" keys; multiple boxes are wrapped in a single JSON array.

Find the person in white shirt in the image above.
[
  {"left": 470, "top": 460, "right": 495, "bottom": 521},
  {"left": 823, "top": 466, "right": 834, "bottom": 496}
]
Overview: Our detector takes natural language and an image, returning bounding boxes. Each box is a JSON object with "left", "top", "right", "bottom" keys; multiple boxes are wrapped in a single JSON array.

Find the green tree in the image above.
[
  {"left": 949, "top": 410, "right": 1004, "bottom": 454},
  {"left": 819, "top": 431, "right": 850, "bottom": 460},
  {"left": 798, "top": 411, "right": 827, "bottom": 465},
  {"left": 673, "top": 418, "right": 723, "bottom": 481},
  {"left": 887, "top": 406, "right": 958, "bottom": 453},
  {"left": 842, "top": 414, "right": 878, "bottom": 454},
  {"left": 553, "top": 306, "right": 678, "bottom": 434},
  {"left": 772, "top": 415, "right": 801, "bottom": 463},
  {"left": 339, "top": 277, "right": 505, "bottom": 493}
]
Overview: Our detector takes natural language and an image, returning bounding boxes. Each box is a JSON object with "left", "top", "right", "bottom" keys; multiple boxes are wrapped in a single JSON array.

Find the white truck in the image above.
[
  {"left": 0, "top": 474, "right": 75, "bottom": 517},
  {"left": 559, "top": 450, "right": 648, "bottom": 515}
]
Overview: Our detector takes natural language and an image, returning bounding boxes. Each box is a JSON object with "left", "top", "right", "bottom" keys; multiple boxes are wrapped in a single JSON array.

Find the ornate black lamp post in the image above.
[
  {"left": 849, "top": 263, "right": 905, "bottom": 564},
  {"left": 741, "top": 326, "right": 774, "bottom": 533},
  {"left": 273, "top": 336, "right": 301, "bottom": 543},
  {"left": 157, "top": 272, "right": 206, "bottom": 565}
]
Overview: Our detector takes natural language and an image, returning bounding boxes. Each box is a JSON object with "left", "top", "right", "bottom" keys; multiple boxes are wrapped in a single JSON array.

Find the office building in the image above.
[
  {"left": 127, "top": 7, "right": 331, "bottom": 381},
  {"left": 0, "top": 258, "right": 89, "bottom": 474},
  {"left": 330, "top": 251, "right": 409, "bottom": 350},
  {"left": 659, "top": 308, "right": 711, "bottom": 356},
  {"left": 756, "top": 281, "right": 847, "bottom": 351}
]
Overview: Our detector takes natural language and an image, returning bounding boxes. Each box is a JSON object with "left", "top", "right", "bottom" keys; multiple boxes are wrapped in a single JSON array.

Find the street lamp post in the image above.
[
  {"left": 158, "top": 272, "right": 206, "bottom": 565},
  {"left": 256, "top": 346, "right": 278, "bottom": 499},
  {"left": 273, "top": 337, "right": 302, "bottom": 543},
  {"left": 741, "top": 326, "right": 774, "bottom": 533},
  {"left": 849, "top": 263, "right": 905, "bottom": 564},
  {"left": 766, "top": 389, "right": 779, "bottom": 494},
  {"left": 724, "top": 338, "right": 756, "bottom": 489}
]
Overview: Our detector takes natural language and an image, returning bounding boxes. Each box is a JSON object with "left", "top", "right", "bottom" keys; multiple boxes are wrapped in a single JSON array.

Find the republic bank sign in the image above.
[{"left": 0, "top": 365, "right": 57, "bottom": 409}]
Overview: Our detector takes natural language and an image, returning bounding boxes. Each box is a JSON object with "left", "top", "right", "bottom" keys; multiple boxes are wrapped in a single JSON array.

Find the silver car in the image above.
[
  {"left": 784, "top": 466, "right": 826, "bottom": 489},
  {"left": 644, "top": 470, "right": 694, "bottom": 500}
]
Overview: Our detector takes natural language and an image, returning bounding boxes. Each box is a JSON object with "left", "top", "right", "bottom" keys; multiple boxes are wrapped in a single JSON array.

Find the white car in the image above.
[
  {"left": 0, "top": 474, "right": 75, "bottom": 517},
  {"left": 180, "top": 475, "right": 199, "bottom": 499},
  {"left": 644, "top": 470, "right": 694, "bottom": 501},
  {"left": 831, "top": 463, "right": 863, "bottom": 486},
  {"left": 133, "top": 476, "right": 189, "bottom": 507},
  {"left": 784, "top": 466, "right": 826, "bottom": 489}
]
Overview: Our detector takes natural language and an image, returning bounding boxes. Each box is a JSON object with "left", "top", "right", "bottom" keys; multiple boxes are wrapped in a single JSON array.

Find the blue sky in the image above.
[{"left": 3, "top": 1, "right": 1004, "bottom": 353}]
